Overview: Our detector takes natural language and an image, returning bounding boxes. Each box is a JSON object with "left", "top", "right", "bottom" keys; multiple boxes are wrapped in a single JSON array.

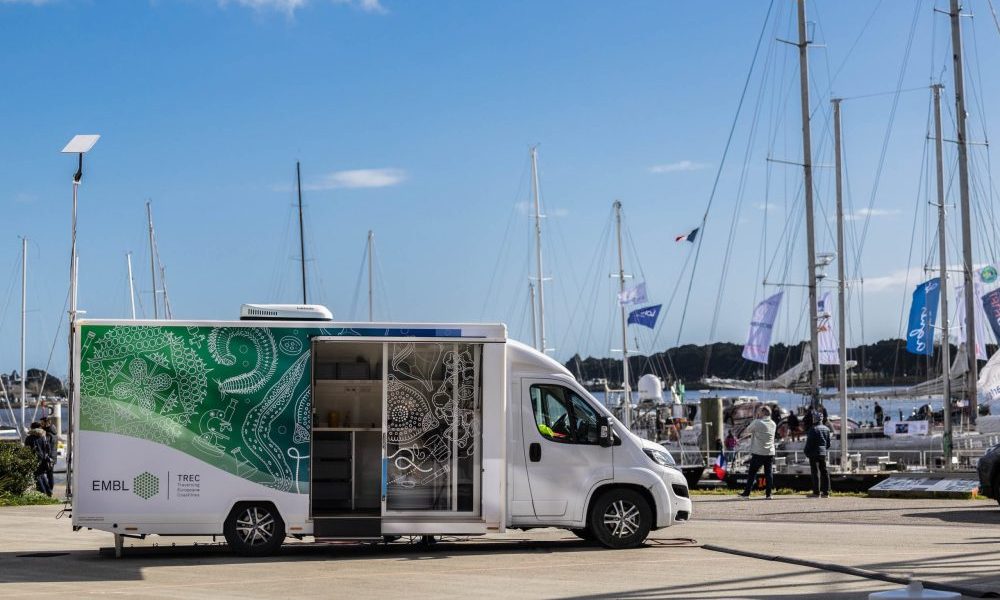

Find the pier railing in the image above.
[{"left": 676, "top": 445, "right": 995, "bottom": 473}]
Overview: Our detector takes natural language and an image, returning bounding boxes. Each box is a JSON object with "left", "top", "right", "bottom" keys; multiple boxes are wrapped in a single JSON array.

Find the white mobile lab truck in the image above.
[{"left": 71, "top": 304, "right": 691, "bottom": 555}]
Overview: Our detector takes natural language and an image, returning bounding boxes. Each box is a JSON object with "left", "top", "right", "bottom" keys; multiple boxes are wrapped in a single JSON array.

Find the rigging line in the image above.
[
  {"left": 347, "top": 241, "right": 367, "bottom": 321},
  {"left": 892, "top": 175, "right": 925, "bottom": 381},
  {"left": 479, "top": 200, "right": 520, "bottom": 321},
  {"left": 989, "top": 0, "right": 1000, "bottom": 38},
  {"left": 822, "top": 0, "right": 886, "bottom": 99},
  {"left": 673, "top": 0, "right": 775, "bottom": 348},
  {"left": 31, "top": 285, "right": 70, "bottom": 421},
  {"left": 560, "top": 216, "right": 612, "bottom": 356},
  {"left": 837, "top": 86, "right": 932, "bottom": 102},
  {"left": 966, "top": 8, "right": 991, "bottom": 145},
  {"left": 648, "top": 240, "right": 694, "bottom": 350},
  {"left": 706, "top": 0, "right": 788, "bottom": 359},
  {"left": 567, "top": 213, "right": 613, "bottom": 360},
  {"left": 622, "top": 217, "right": 647, "bottom": 285},
  {"left": 0, "top": 249, "right": 22, "bottom": 337},
  {"left": 850, "top": 0, "right": 922, "bottom": 278}
]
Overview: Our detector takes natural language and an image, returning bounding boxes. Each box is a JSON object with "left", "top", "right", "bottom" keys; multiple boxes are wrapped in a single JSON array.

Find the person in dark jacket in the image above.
[
  {"left": 24, "top": 423, "right": 52, "bottom": 497},
  {"left": 803, "top": 410, "right": 831, "bottom": 498},
  {"left": 40, "top": 416, "right": 58, "bottom": 495}
]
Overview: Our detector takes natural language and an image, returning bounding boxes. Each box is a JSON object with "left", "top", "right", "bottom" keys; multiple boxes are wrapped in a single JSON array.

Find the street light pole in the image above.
[{"left": 61, "top": 134, "right": 100, "bottom": 500}]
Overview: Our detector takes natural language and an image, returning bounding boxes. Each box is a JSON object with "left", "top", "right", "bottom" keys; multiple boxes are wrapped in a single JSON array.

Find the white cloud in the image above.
[
  {"left": 756, "top": 202, "right": 777, "bottom": 212},
  {"left": 843, "top": 207, "right": 901, "bottom": 221},
  {"left": 864, "top": 267, "right": 925, "bottom": 293},
  {"left": 220, "top": 0, "right": 386, "bottom": 15},
  {"left": 354, "top": 0, "right": 386, "bottom": 13},
  {"left": 305, "top": 168, "right": 406, "bottom": 190},
  {"left": 648, "top": 160, "right": 709, "bottom": 174}
]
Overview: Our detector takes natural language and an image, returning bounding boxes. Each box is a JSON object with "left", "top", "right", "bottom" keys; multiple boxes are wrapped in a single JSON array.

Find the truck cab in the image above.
[{"left": 506, "top": 340, "right": 691, "bottom": 548}]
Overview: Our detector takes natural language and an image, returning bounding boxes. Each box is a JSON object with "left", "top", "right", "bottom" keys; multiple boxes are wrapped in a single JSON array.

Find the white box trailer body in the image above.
[{"left": 72, "top": 317, "right": 691, "bottom": 553}]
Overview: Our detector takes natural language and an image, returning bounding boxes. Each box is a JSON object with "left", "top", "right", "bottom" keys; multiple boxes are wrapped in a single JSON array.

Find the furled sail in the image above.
[
  {"left": 825, "top": 343, "right": 969, "bottom": 400},
  {"left": 702, "top": 343, "right": 813, "bottom": 393}
]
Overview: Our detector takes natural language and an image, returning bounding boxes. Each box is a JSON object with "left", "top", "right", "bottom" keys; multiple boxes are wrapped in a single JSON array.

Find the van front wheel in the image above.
[
  {"left": 589, "top": 489, "right": 651, "bottom": 549},
  {"left": 224, "top": 502, "right": 285, "bottom": 556}
]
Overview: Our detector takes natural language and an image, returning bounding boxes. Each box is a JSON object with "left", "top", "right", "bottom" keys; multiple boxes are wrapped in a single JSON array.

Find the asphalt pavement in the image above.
[{"left": 0, "top": 494, "right": 998, "bottom": 599}]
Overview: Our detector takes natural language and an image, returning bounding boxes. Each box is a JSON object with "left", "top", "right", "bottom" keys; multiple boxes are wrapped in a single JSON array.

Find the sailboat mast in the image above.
[
  {"left": 832, "top": 99, "right": 849, "bottom": 468},
  {"left": 948, "top": 0, "right": 979, "bottom": 424},
  {"left": 20, "top": 237, "right": 27, "bottom": 438},
  {"left": 796, "top": 0, "right": 821, "bottom": 407},
  {"left": 367, "top": 230, "right": 374, "bottom": 321},
  {"left": 614, "top": 200, "right": 632, "bottom": 428},
  {"left": 297, "top": 161, "right": 308, "bottom": 305},
  {"left": 146, "top": 201, "right": 158, "bottom": 319},
  {"left": 529, "top": 282, "right": 538, "bottom": 350},
  {"left": 530, "top": 146, "right": 547, "bottom": 353},
  {"left": 932, "top": 83, "right": 954, "bottom": 466},
  {"left": 127, "top": 252, "right": 137, "bottom": 320}
]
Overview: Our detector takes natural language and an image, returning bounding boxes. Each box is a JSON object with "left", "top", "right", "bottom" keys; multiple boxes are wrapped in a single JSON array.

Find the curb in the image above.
[{"left": 701, "top": 543, "right": 1000, "bottom": 599}]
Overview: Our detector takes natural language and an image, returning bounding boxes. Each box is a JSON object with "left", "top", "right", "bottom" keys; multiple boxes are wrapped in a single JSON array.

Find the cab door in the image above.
[{"left": 518, "top": 379, "right": 613, "bottom": 522}]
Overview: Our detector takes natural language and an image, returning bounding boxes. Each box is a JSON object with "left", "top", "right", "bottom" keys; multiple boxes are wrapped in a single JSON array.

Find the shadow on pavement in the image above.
[
  {"left": 0, "top": 536, "right": 665, "bottom": 585},
  {"left": 902, "top": 509, "right": 1000, "bottom": 526}
]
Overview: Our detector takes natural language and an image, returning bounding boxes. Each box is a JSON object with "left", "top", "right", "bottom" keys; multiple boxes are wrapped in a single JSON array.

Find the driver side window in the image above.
[{"left": 529, "top": 384, "right": 600, "bottom": 445}]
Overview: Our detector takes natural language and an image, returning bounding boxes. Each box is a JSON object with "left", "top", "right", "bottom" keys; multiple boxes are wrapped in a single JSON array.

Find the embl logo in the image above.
[{"left": 133, "top": 472, "right": 160, "bottom": 500}]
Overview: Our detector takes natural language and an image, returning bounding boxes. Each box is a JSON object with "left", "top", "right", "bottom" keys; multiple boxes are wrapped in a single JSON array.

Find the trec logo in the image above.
[{"left": 133, "top": 471, "right": 160, "bottom": 500}]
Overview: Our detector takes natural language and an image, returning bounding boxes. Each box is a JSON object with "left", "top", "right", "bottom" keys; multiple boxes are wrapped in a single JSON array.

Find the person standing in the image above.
[
  {"left": 24, "top": 422, "right": 52, "bottom": 497},
  {"left": 739, "top": 406, "right": 777, "bottom": 499},
  {"left": 724, "top": 430, "right": 737, "bottom": 463},
  {"left": 804, "top": 410, "right": 832, "bottom": 498},
  {"left": 40, "top": 416, "right": 58, "bottom": 497},
  {"left": 787, "top": 411, "right": 800, "bottom": 441},
  {"left": 874, "top": 402, "right": 884, "bottom": 427}
]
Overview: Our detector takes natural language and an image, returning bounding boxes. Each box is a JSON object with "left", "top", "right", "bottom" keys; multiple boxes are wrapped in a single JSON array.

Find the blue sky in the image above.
[{"left": 2, "top": 0, "right": 999, "bottom": 376}]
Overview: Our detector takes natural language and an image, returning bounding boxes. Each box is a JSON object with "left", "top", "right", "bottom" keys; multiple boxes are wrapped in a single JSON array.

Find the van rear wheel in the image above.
[
  {"left": 589, "top": 489, "right": 652, "bottom": 549},
  {"left": 224, "top": 502, "right": 285, "bottom": 556}
]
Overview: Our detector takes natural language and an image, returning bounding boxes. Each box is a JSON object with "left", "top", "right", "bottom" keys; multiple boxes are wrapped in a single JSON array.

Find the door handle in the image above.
[{"left": 529, "top": 443, "right": 541, "bottom": 462}]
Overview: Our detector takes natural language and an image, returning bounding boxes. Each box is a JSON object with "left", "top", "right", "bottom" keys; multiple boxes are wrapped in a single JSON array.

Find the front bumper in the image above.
[{"left": 652, "top": 471, "right": 692, "bottom": 528}]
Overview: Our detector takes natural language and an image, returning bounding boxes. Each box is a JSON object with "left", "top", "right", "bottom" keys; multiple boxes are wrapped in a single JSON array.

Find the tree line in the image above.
[{"left": 564, "top": 339, "right": 996, "bottom": 389}]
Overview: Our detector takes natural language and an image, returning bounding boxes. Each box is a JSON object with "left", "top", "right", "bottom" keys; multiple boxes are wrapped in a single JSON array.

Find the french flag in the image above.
[
  {"left": 675, "top": 227, "right": 699, "bottom": 243},
  {"left": 712, "top": 453, "right": 727, "bottom": 480}
]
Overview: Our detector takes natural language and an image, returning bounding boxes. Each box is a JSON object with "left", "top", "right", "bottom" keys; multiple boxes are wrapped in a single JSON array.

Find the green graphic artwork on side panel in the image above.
[{"left": 79, "top": 325, "right": 315, "bottom": 494}]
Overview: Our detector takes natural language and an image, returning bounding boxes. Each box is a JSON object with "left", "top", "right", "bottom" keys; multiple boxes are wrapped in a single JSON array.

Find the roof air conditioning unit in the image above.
[{"left": 239, "top": 304, "right": 333, "bottom": 321}]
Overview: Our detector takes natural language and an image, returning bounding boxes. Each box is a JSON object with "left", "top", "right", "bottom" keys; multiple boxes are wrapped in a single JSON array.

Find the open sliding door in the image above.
[{"left": 383, "top": 342, "right": 483, "bottom": 527}]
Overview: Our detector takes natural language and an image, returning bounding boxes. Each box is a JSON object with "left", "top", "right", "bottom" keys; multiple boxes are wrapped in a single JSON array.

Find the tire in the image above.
[
  {"left": 993, "top": 474, "right": 1000, "bottom": 507},
  {"left": 589, "top": 488, "right": 652, "bottom": 549},
  {"left": 570, "top": 527, "right": 595, "bottom": 542},
  {"left": 224, "top": 502, "right": 286, "bottom": 556}
]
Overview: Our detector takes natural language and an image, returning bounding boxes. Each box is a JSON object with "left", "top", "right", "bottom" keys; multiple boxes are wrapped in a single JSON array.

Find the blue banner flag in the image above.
[
  {"left": 982, "top": 287, "right": 1000, "bottom": 344},
  {"left": 628, "top": 304, "right": 662, "bottom": 329},
  {"left": 906, "top": 278, "right": 941, "bottom": 356}
]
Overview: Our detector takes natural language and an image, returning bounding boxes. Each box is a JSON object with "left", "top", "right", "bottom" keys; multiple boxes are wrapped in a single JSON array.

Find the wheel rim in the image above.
[
  {"left": 235, "top": 507, "right": 275, "bottom": 547},
  {"left": 602, "top": 499, "right": 640, "bottom": 539}
]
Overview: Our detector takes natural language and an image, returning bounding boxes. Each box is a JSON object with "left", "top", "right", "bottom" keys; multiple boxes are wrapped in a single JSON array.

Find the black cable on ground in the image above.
[{"left": 702, "top": 543, "right": 1000, "bottom": 599}]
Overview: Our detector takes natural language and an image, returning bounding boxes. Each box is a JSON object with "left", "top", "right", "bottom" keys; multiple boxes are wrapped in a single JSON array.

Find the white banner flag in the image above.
[
  {"left": 979, "top": 349, "right": 1000, "bottom": 403},
  {"left": 956, "top": 283, "right": 989, "bottom": 360},
  {"left": 618, "top": 282, "right": 647, "bottom": 306},
  {"left": 817, "top": 292, "right": 840, "bottom": 365},
  {"left": 742, "top": 292, "right": 783, "bottom": 364}
]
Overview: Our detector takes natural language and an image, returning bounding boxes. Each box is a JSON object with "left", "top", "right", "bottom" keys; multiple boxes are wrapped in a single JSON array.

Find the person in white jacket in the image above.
[{"left": 739, "top": 406, "right": 776, "bottom": 499}]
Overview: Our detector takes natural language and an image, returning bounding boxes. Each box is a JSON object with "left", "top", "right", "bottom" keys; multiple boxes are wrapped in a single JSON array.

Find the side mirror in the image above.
[{"left": 597, "top": 416, "right": 613, "bottom": 448}]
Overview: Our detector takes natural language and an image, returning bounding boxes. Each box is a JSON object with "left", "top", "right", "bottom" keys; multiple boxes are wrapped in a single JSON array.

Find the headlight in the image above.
[{"left": 644, "top": 448, "right": 676, "bottom": 467}]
